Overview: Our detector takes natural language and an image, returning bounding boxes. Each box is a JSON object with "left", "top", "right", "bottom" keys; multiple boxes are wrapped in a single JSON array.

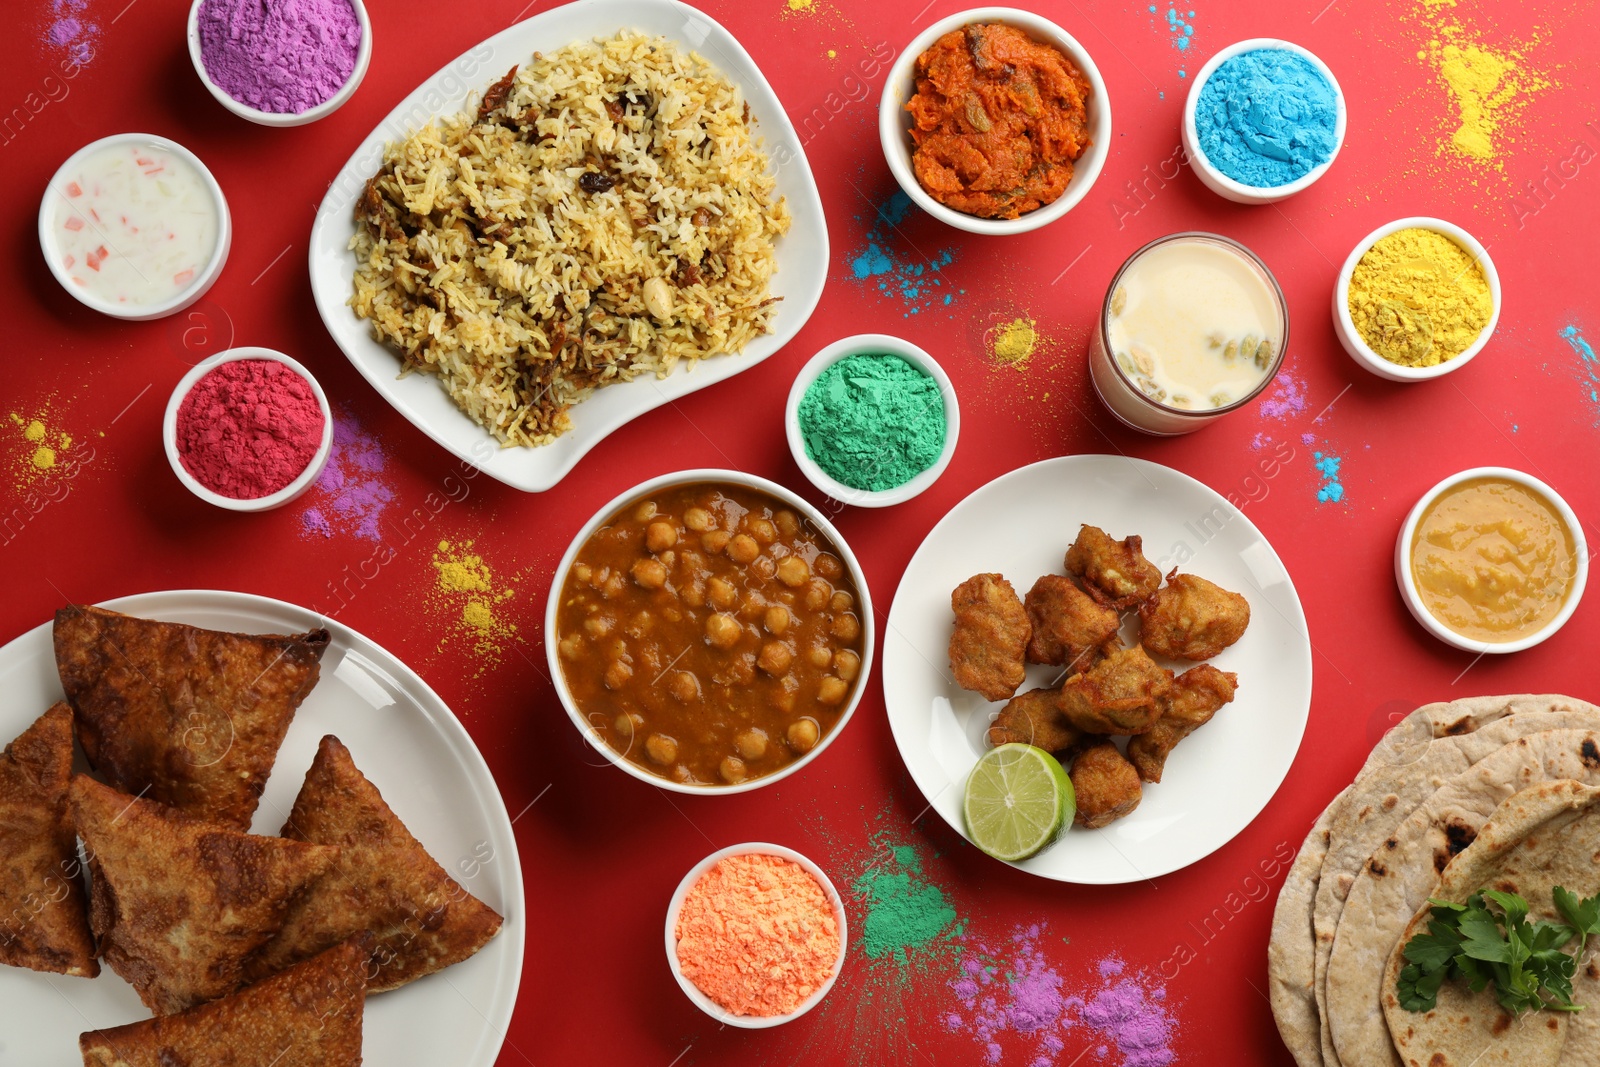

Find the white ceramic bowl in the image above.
[
  {"left": 878, "top": 7, "right": 1112, "bottom": 235},
  {"left": 1334, "top": 216, "right": 1501, "bottom": 382},
  {"left": 38, "top": 133, "right": 231, "bottom": 322},
  {"left": 187, "top": 0, "right": 372, "bottom": 127},
  {"left": 1182, "top": 38, "right": 1347, "bottom": 205},
  {"left": 1395, "top": 467, "right": 1587, "bottom": 654},
  {"left": 163, "top": 347, "right": 334, "bottom": 511},
  {"left": 665, "top": 843, "right": 847, "bottom": 1028},
  {"left": 545, "top": 469, "right": 875, "bottom": 795},
  {"left": 785, "top": 334, "right": 960, "bottom": 508}
]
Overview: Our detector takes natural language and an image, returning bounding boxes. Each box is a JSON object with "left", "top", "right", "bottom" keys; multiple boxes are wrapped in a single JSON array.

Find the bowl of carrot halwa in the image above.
[{"left": 879, "top": 8, "right": 1112, "bottom": 236}]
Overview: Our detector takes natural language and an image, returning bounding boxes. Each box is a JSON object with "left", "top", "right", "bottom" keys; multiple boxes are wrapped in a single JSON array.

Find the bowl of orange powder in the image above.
[
  {"left": 879, "top": 8, "right": 1112, "bottom": 235},
  {"left": 666, "top": 843, "right": 847, "bottom": 1027}
]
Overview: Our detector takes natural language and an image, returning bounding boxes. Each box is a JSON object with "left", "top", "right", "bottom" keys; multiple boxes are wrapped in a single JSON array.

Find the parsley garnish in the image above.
[{"left": 1397, "top": 887, "right": 1600, "bottom": 1015}]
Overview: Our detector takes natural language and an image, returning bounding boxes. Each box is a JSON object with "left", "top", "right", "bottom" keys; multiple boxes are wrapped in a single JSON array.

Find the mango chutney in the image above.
[{"left": 1409, "top": 477, "right": 1577, "bottom": 643}]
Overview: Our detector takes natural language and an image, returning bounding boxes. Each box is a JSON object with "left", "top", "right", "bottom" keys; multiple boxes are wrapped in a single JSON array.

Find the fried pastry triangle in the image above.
[
  {"left": 53, "top": 604, "right": 329, "bottom": 830},
  {"left": 71, "top": 776, "right": 337, "bottom": 1015},
  {"left": 252, "top": 735, "right": 503, "bottom": 991},
  {"left": 0, "top": 703, "right": 97, "bottom": 977},
  {"left": 79, "top": 935, "right": 371, "bottom": 1067}
]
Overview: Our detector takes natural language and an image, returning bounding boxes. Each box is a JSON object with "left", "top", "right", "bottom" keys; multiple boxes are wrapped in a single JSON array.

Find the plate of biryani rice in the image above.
[{"left": 308, "top": 0, "right": 827, "bottom": 491}]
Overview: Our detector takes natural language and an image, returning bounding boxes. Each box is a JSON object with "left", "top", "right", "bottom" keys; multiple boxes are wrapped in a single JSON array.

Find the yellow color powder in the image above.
[
  {"left": 431, "top": 539, "right": 519, "bottom": 671},
  {"left": 1348, "top": 228, "right": 1492, "bottom": 367},
  {"left": 787, "top": 0, "right": 812, "bottom": 10},
  {"left": 1417, "top": 19, "right": 1550, "bottom": 169},
  {"left": 9, "top": 409, "right": 75, "bottom": 489},
  {"left": 989, "top": 318, "right": 1040, "bottom": 367},
  {"left": 23, "top": 421, "right": 45, "bottom": 443}
]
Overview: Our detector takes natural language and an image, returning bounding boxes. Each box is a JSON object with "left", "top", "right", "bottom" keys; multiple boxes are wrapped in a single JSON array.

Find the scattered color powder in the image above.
[
  {"left": 847, "top": 190, "right": 965, "bottom": 316},
  {"left": 989, "top": 318, "right": 1041, "bottom": 368},
  {"left": 430, "top": 539, "right": 519, "bottom": 669},
  {"left": 1560, "top": 324, "right": 1600, "bottom": 426},
  {"left": 299, "top": 409, "right": 395, "bottom": 542},
  {"left": 1313, "top": 449, "right": 1345, "bottom": 504},
  {"left": 853, "top": 844, "right": 961, "bottom": 963},
  {"left": 1257, "top": 371, "right": 1308, "bottom": 420},
  {"left": 42, "top": 0, "right": 97, "bottom": 65},
  {"left": 1146, "top": 5, "right": 1196, "bottom": 77},
  {"left": 1064, "top": 957, "right": 1177, "bottom": 1067},
  {"left": 8, "top": 409, "right": 75, "bottom": 490},
  {"left": 1418, "top": 16, "right": 1551, "bottom": 169}
]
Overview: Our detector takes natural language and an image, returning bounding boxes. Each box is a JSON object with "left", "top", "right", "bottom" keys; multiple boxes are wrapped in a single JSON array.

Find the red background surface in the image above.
[{"left": 4, "top": 0, "right": 1598, "bottom": 1063}]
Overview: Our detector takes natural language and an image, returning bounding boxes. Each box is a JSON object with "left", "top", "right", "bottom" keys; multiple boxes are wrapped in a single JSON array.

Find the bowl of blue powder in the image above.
[
  {"left": 188, "top": 0, "right": 372, "bottom": 127},
  {"left": 1183, "top": 39, "right": 1345, "bottom": 204},
  {"left": 786, "top": 334, "right": 960, "bottom": 509}
]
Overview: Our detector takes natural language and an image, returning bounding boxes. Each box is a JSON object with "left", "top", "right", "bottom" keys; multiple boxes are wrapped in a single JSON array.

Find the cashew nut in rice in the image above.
[{"left": 643, "top": 276, "right": 674, "bottom": 321}]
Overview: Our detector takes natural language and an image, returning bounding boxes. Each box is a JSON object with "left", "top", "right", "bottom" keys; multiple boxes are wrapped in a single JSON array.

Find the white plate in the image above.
[
  {"left": 882, "top": 455, "right": 1312, "bottom": 884},
  {"left": 308, "top": 0, "right": 829, "bottom": 492},
  {"left": 0, "top": 590, "right": 524, "bottom": 1065}
]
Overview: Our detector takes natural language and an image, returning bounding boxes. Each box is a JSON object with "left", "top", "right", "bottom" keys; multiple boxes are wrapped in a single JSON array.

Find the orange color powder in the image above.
[{"left": 675, "top": 853, "right": 841, "bottom": 1017}]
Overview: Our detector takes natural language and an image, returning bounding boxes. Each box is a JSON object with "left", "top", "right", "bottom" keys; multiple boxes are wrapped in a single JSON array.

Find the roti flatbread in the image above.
[
  {"left": 0, "top": 703, "right": 96, "bottom": 977},
  {"left": 1268, "top": 786, "right": 1347, "bottom": 1067},
  {"left": 54, "top": 604, "right": 329, "bottom": 830},
  {"left": 71, "top": 775, "right": 336, "bottom": 1015},
  {"left": 79, "top": 935, "right": 370, "bottom": 1067},
  {"left": 252, "top": 735, "right": 503, "bottom": 991}
]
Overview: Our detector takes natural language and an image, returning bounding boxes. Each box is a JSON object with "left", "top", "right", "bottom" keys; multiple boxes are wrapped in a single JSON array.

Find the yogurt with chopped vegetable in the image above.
[{"left": 47, "top": 138, "right": 221, "bottom": 312}]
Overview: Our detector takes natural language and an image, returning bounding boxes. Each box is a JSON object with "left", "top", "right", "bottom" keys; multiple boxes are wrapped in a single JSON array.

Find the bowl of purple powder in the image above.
[{"left": 188, "top": 0, "right": 372, "bottom": 127}]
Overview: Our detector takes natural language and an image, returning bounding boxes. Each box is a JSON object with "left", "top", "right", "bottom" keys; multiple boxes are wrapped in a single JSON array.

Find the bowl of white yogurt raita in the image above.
[
  {"left": 1087, "top": 231, "right": 1288, "bottom": 435},
  {"left": 39, "top": 133, "right": 232, "bottom": 321}
]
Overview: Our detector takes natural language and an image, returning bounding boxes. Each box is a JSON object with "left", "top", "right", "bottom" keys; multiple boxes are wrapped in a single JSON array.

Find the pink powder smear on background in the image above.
[
  {"left": 299, "top": 409, "right": 394, "bottom": 542},
  {"left": 43, "top": 0, "right": 98, "bottom": 64},
  {"left": 1258, "top": 372, "right": 1308, "bottom": 420}
]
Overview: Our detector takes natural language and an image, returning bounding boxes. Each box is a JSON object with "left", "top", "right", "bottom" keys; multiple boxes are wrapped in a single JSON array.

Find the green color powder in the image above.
[
  {"left": 797, "top": 353, "right": 947, "bottom": 492},
  {"left": 852, "top": 843, "right": 961, "bottom": 963}
]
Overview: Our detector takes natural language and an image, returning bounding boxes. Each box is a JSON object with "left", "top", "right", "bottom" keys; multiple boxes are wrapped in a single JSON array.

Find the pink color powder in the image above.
[
  {"left": 1258, "top": 371, "right": 1308, "bottom": 420},
  {"left": 299, "top": 408, "right": 393, "bottom": 542},
  {"left": 197, "top": 0, "right": 360, "bottom": 114}
]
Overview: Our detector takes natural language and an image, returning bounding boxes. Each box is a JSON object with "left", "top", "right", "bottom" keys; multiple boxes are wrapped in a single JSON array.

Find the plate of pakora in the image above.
[
  {"left": 0, "top": 591, "right": 523, "bottom": 1065},
  {"left": 883, "top": 455, "right": 1311, "bottom": 883}
]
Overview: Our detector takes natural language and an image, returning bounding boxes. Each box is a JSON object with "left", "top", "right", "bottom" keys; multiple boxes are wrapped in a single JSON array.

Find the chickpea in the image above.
[
  {"left": 701, "top": 529, "right": 731, "bottom": 553},
  {"left": 815, "top": 553, "right": 843, "bottom": 580},
  {"left": 758, "top": 641, "right": 794, "bottom": 675},
  {"left": 772, "top": 689, "right": 796, "bottom": 713},
  {"left": 632, "top": 558, "right": 667, "bottom": 589},
  {"left": 829, "top": 590, "right": 853, "bottom": 612},
  {"left": 765, "top": 605, "right": 791, "bottom": 635},
  {"left": 645, "top": 521, "right": 677, "bottom": 552},
  {"left": 818, "top": 676, "right": 850, "bottom": 706},
  {"left": 736, "top": 728, "right": 769, "bottom": 761},
  {"left": 667, "top": 671, "right": 700, "bottom": 703},
  {"left": 672, "top": 764, "right": 692, "bottom": 783},
  {"left": 834, "top": 649, "right": 861, "bottom": 681},
  {"left": 624, "top": 612, "right": 654, "bottom": 639},
  {"left": 705, "top": 612, "right": 742, "bottom": 649},
  {"left": 748, "top": 516, "right": 777, "bottom": 544},
  {"left": 708, "top": 577, "right": 738, "bottom": 608},
  {"left": 787, "top": 718, "right": 820, "bottom": 752},
  {"left": 601, "top": 572, "right": 626, "bottom": 599},
  {"left": 719, "top": 756, "right": 747, "bottom": 783},
  {"left": 804, "top": 579, "right": 832, "bottom": 611},
  {"left": 637, "top": 644, "right": 663, "bottom": 677},
  {"left": 604, "top": 659, "right": 634, "bottom": 690},
  {"left": 750, "top": 556, "right": 776, "bottom": 582},
  {"left": 727, "top": 534, "right": 759, "bottom": 564},
  {"left": 684, "top": 507, "right": 715, "bottom": 532},
  {"left": 634, "top": 501, "right": 658, "bottom": 522},
  {"left": 677, "top": 550, "right": 707, "bottom": 574},
  {"left": 558, "top": 633, "right": 583, "bottom": 659},
  {"left": 645, "top": 733, "right": 678, "bottom": 765},
  {"left": 806, "top": 644, "right": 832, "bottom": 669},
  {"left": 573, "top": 563, "right": 593, "bottom": 583},
  {"left": 583, "top": 616, "right": 614, "bottom": 637},
  {"left": 775, "top": 509, "right": 799, "bottom": 538},
  {"left": 832, "top": 613, "right": 861, "bottom": 642},
  {"left": 613, "top": 712, "right": 642, "bottom": 738},
  {"left": 777, "top": 555, "right": 811, "bottom": 587},
  {"left": 663, "top": 606, "right": 683, "bottom": 624},
  {"left": 681, "top": 580, "right": 706, "bottom": 608}
]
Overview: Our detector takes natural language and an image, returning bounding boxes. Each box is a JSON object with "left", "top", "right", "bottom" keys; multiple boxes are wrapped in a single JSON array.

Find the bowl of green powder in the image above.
[{"left": 787, "top": 334, "right": 959, "bottom": 508}]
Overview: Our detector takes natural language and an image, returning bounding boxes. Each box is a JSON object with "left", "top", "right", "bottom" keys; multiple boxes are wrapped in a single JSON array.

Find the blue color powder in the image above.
[
  {"left": 1196, "top": 49, "right": 1338, "bottom": 188},
  {"left": 846, "top": 190, "right": 965, "bottom": 317},
  {"left": 1561, "top": 324, "right": 1600, "bottom": 425},
  {"left": 1312, "top": 451, "right": 1345, "bottom": 504}
]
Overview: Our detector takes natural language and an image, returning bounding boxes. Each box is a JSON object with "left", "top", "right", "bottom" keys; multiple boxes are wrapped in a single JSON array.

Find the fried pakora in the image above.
[
  {"left": 986, "top": 687, "right": 1086, "bottom": 755},
  {"left": 1127, "top": 664, "right": 1238, "bottom": 783},
  {"left": 1070, "top": 742, "right": 1142, "bottom": 828},
  {"left": 1023, "top": 574, "right": 1121, "bottom": 669},
  {"left": 1137, "top": 572, "right": 1251, "bottom": 660},
  {"left": 1063, "top": 526, "right": 1163, "bottom": 609},
  {"left": 1056, "top": 644, "right": 1173, "bottom": 735},
  {"left": 949, "top": 573, "right": 1031, "bottom": 701}
]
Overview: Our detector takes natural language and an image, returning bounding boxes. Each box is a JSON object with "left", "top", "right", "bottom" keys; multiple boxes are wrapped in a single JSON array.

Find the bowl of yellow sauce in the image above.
[{"left": 1395, "top": 468, "right": 1586, "bottom": 653}]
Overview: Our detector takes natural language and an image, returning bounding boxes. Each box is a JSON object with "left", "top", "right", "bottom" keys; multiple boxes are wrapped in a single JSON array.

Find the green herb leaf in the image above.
[
  {"left": 1398, "top": 962, "right": 1448, "bottom": 1012},
  {"left": 1403, "top": 924, "right": 1464, "bottom": 972},
  {"left": 1554, "top": 887, "right": 1600, "bottom": 938}
]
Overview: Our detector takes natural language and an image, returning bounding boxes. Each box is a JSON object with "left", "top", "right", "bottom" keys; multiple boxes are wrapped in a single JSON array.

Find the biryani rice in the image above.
[{"left": 349, "top": 33, "right": 791, "bottom": 446}]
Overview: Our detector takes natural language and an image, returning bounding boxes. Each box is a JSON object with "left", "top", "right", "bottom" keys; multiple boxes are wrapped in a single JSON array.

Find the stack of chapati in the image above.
[{"left": 1268, "top": 694, "right": 1600, "bottom": 1067}]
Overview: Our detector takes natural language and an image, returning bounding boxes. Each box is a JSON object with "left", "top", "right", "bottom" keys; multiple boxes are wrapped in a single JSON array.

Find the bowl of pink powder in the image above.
[
  {"left": 187, "top": 0, "right": 372, "bottom": 127},
  {"left": 164, "top": 347, "right": 333, "bottom": 511},
  {"left": 666, "top": 844, "right": 847, "bottom": 1028}
]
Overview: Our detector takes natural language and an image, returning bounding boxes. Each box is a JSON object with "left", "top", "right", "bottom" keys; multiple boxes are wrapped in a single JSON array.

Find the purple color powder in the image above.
[
  {"left": 198, "top": 0, "right": 361, "bottom": 114},
  {"left": 43, "top": 0, "right": 98, "bottom": 65},
  {"left": 298, "top": 408, "right": 394, "bottom": 542},
  {"left": 1258, "top": 371, "right": 1308, "bottom": 420}
]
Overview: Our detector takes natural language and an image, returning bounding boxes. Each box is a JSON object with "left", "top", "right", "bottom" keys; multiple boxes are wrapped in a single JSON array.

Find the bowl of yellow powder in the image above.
[{"left": 1334, "top": 217, "right": 1500, "bottom": 381}]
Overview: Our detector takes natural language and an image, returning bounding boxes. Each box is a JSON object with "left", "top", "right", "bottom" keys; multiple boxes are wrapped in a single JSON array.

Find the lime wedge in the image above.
[{"left": 963, "top": 744, "right": 1074, "bottom": 862}]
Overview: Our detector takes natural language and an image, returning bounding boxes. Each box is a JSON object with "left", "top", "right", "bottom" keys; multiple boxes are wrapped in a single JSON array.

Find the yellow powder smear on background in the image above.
[
  {"left": 430, "top": 539, "right": 519, "bottom": 671},
  {"left": 1415, "top": 7, "right": 1552, "bottom": 170},
  {"left": 989, "top": 317, "right": 1041, "bottom": 369},
  {"left": 8, "top": 410, "right": 74, "bottom": 489}
]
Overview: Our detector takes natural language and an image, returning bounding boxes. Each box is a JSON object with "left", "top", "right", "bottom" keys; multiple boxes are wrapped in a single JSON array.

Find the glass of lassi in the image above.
[{"left": 1088, "top": 232, "right": 1287, "bottom": 435}]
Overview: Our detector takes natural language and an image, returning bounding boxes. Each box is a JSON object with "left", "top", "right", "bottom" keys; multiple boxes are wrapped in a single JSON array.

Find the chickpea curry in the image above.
[
  {"left": 904, "top": 22, "right": 1093, "bottom": 219},
  {"left": 556, "top": 482, "right": 866, "bottom": 786}
]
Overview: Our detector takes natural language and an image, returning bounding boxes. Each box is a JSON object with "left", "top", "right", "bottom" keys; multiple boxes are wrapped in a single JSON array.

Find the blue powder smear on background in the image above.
[
  {"left": 1195, "top": 49, "right": 1337, "bottom": 187},
  {"left": 1313, "top": 450, "right": 1345, "bottom": 504},
  {"left": 1560, "top": 324, "right": 1600, "bottom": 425},
  {"left": 1148, "top": 5, "right": 1196, "bottom": 77},
  {"left": 848, "top": 190, "right": 964, "bottom": 316}
]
